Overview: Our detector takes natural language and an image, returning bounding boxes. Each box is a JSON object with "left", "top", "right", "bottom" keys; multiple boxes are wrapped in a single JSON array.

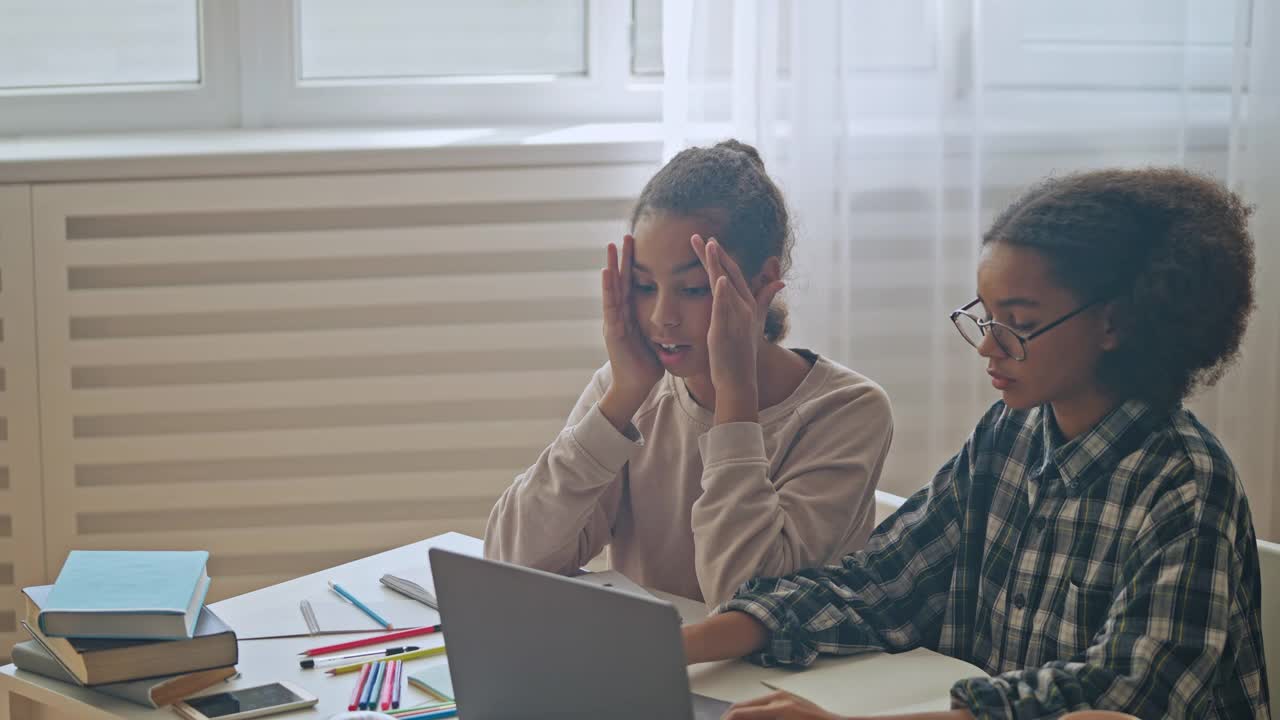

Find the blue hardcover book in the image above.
[{"left": 39, "top": 551, "right": 211, "bottom": 640}]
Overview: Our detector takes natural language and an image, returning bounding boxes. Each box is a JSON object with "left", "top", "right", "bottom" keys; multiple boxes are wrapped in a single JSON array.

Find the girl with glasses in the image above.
[{"left": 681, "top": 168, "right": 1268, "bottom": 719}]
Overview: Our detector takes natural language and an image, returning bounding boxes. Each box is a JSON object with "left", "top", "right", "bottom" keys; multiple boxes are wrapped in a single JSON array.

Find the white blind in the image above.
[
  {"left": 299, "top": 0, "right": 588, "bottom": 80},
  {"left": 0, "top": 0, "right": 198, "bottom": 90}
]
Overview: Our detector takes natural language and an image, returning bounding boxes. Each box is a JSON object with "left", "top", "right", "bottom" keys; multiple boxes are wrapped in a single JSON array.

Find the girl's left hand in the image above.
[
  {"left": 724, "top": 690, "right": 845, "bottom": 720},
  {"left": 691, "top": 235, "right": 785, "bottom": 417}
]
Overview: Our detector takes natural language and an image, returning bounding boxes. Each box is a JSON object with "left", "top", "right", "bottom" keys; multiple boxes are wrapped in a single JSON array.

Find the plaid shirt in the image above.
[{"left": 721, "top": 399, "right": 1270, "bottom": 719}]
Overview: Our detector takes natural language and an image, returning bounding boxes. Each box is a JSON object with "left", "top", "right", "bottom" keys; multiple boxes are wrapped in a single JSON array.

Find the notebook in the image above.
[
  {"left": 762, "top": 648, "right": 987, "bottom": 715},
  {"left": 22, "top": 586, "right": 238, "bottom": 686},
  {"left": 39, "top": 550, "right": 210, "bottom": 640},
  {"left": 11, "top": 640, "right": 236, "bottom": 708},
  {"left": 406, "top": 663, "right": 454, "bottom": 701}
]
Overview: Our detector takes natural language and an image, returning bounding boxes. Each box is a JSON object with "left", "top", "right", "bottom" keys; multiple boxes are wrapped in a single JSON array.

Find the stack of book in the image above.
[{"left": 13, "top": 550, "right": 239, "bottom": 708}]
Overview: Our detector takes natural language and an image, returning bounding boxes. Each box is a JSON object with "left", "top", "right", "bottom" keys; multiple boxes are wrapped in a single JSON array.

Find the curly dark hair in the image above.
[
  {"left": 985, "top": 167, "right": 1256, "bottom": 411},
  {"left": 630, "top": 139, "right": 795, "bottom": 342}
]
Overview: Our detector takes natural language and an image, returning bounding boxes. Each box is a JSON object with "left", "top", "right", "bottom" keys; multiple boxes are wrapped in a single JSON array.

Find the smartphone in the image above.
[{"left": 173, "top": 681, "right": 318, "bottom": 720}]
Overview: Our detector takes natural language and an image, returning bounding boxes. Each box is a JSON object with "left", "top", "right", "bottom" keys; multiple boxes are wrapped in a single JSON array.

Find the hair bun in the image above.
[{"left": 715, "top": 139, "right": 766, "bottom": 170}]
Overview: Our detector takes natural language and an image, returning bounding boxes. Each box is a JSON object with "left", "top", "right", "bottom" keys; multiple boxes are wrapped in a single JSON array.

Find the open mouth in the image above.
[{"left": 654, "top": 341, "right": 693, "bottom": 364}]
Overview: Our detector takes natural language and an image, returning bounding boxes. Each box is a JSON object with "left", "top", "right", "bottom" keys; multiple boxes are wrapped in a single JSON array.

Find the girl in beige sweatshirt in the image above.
[{"left": 484, "top": 140, "right": 893, "bottom": 605}]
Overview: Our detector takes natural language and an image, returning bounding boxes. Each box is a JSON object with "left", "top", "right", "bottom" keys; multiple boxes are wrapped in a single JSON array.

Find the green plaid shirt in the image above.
[{"left": 720, "top": 400, "right": 1270, "bottom": 719}]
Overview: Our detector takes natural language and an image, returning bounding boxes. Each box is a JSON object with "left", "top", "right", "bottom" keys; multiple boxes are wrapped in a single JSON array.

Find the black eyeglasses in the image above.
[{"left": 949, "top": 297, "right": 1103, "bottom": 361}]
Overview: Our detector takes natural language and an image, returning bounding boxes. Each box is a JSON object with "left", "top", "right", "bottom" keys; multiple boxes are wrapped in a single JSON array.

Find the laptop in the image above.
[{"left": 429, "top": 548, "right": 732, "bottom": 720}]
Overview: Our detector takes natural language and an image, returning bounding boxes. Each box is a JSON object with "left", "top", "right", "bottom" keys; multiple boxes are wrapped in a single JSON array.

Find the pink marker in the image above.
[{"left": 379, "top": 660, "right": 397, "bottom": 710}]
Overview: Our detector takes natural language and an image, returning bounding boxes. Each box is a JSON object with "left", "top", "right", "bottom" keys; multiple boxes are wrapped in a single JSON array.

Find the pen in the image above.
[
  {"left": 300, "top": 624, "right": 442, "bottom": 656},
  {"left": 301, "top": 646, "right": 419, "bottom": 669},
  {"left": 347, "top": 662, "right": 371, "bottom": 711},
  {"left": 326, "top": 644, "right": 447, "bottom": 675},
  {"left": 329, "top": 580, "right": 393, "bottom": 629}
]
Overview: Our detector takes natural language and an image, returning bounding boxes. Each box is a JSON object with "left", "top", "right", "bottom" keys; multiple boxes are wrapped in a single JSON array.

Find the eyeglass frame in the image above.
[{"left": 949, "top": 296, "right": 1105, "bottom": 361}]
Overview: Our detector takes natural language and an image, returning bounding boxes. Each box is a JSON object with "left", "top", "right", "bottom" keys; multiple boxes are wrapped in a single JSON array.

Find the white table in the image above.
[{"left": 0, "top": 533, "right": 976, "bottom": 719}]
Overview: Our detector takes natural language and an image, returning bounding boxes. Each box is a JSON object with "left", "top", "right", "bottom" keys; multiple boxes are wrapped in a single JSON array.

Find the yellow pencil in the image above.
[{"left": 326, "top": 645, "right": 446, "bottom": 676}]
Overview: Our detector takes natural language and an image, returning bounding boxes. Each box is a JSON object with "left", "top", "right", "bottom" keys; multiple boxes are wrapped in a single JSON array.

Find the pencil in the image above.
[
  {"left": 347, "top": 662, "right": 372, "bottom": 711},
  {"left": 300, "top": 624, "right": 442, "bottom": 656},
  {"left": 327, "top": 644, "right": 447, "bottom": 675},
  {"left": 329, "top": 580, "right": 393, "bottom": 629}
]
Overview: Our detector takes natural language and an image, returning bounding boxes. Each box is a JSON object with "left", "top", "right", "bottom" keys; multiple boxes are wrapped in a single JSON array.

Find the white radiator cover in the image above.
[{"left": 0, "top": 185, "right": 45, "bottom": 654}]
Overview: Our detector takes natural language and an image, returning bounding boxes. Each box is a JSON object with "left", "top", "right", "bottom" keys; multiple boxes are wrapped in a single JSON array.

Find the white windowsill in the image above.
[
  {"left": 0, "top": 124, "right": 667, "bottom": 184},
  {"left": 0, "top": 96, "right": 1233, "bottom": 185}
]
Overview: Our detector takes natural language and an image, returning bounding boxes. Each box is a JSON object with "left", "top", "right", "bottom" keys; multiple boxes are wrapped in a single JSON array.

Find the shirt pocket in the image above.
[{"left": 1054, "top": 579, "right": 1115, "bottom": 660}]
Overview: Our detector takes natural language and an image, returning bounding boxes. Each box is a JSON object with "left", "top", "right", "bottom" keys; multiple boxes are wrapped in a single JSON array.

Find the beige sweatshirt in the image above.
[{"left": 483, "top": 351, "right": 893, "bottom": 605}]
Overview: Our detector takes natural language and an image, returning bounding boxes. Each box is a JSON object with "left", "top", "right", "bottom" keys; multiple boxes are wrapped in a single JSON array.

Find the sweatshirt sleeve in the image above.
[
  {"left": 483, "top": 365, "right": 642, "bottom": 575},
  {"left": 691, "top": 380, "right": 894, "bottom": 605}
]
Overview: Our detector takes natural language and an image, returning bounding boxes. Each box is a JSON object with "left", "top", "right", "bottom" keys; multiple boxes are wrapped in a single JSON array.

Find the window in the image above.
[
  {"left": 298, "top": 0, "right": 588, "bottom": 81},
  {"left": 0, "top": 0, "right": 1243, "bottom": 136},
  {"left": 0, "top": 0, "right": 199, "bottom": 91},
  {"left": 0, "top": 0, "right": 236, "bottom": 135},
  {"left": 632, "top": 0, "right": 662, "bottom": 76},
  {"left": 0, "top": 0, "right": 657, "bottom": 135}
]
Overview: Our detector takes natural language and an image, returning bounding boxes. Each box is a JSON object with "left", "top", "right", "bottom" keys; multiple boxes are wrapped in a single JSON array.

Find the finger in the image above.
[
  {"left": 690, "top": 233, "right": 709, "bottom": 267},
  {"left": 605, "top": 243, "right": 620, "bottom": 306},
  {"left": 757, "top": 280, "right": 785, "bottom": 315},
  {"left": 709, "top": 240, "right": 753, "bottom": 301},
  {"left": 724, "top": 703, "right": 786, "bottom": 719},
  {"left": 694, "top": 233, "right": 724, "bottom": 289},
  {"left": 708, "top": 240, "right": 753, "bottom": 302},
  {"left": 621, "top": 234, "right": 636, "bottom": 303},
  {"left": 729, "top": 691, "right": 791, "bottom": 709},
  {"left": 712, "top": 276, "right": 736, "bottom": 321}
]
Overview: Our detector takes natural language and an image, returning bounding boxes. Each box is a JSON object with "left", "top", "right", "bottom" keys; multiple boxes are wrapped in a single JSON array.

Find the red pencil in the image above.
[
  {"left": 347, "top": 662, "right": 372, "bottom": 711},
  {"left": 299, "top": 624, "right": 443, "bottom": 657}
]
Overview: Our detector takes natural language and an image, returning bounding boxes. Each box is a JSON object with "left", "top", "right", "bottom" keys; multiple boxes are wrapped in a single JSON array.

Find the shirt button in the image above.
[
  {"left": 1033, "top": 517, "right": 1047, "bottom": 531},
  {"left": 1013, "top": 593, "right": 1027, "bottom": 610}
]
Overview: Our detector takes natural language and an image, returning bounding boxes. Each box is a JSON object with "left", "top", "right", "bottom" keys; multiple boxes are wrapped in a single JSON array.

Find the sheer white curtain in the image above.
[{"left": 662, "top": 0, "right": 1279, "bottom": 539}]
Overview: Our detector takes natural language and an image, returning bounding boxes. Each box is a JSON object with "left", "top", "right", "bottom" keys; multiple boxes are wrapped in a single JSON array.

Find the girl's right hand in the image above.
[{"left": 599, "top": 235, "right": 663, "bottom": 430}]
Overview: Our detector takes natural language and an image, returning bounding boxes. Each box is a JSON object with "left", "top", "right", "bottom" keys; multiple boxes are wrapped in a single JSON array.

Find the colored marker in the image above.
[{"left": 347, "top": 662, "right": 372, "bottom": 711}]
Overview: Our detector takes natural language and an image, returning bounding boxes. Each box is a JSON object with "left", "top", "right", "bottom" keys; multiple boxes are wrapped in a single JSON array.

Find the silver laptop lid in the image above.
[{"left": 429, "top": 548, "right": 700, "bottom": 720}]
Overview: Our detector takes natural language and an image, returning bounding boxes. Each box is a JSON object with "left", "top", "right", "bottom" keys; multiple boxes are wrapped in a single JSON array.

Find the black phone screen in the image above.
[{"left": 184, "top": 683, "right": 304, "bottom": 717}]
